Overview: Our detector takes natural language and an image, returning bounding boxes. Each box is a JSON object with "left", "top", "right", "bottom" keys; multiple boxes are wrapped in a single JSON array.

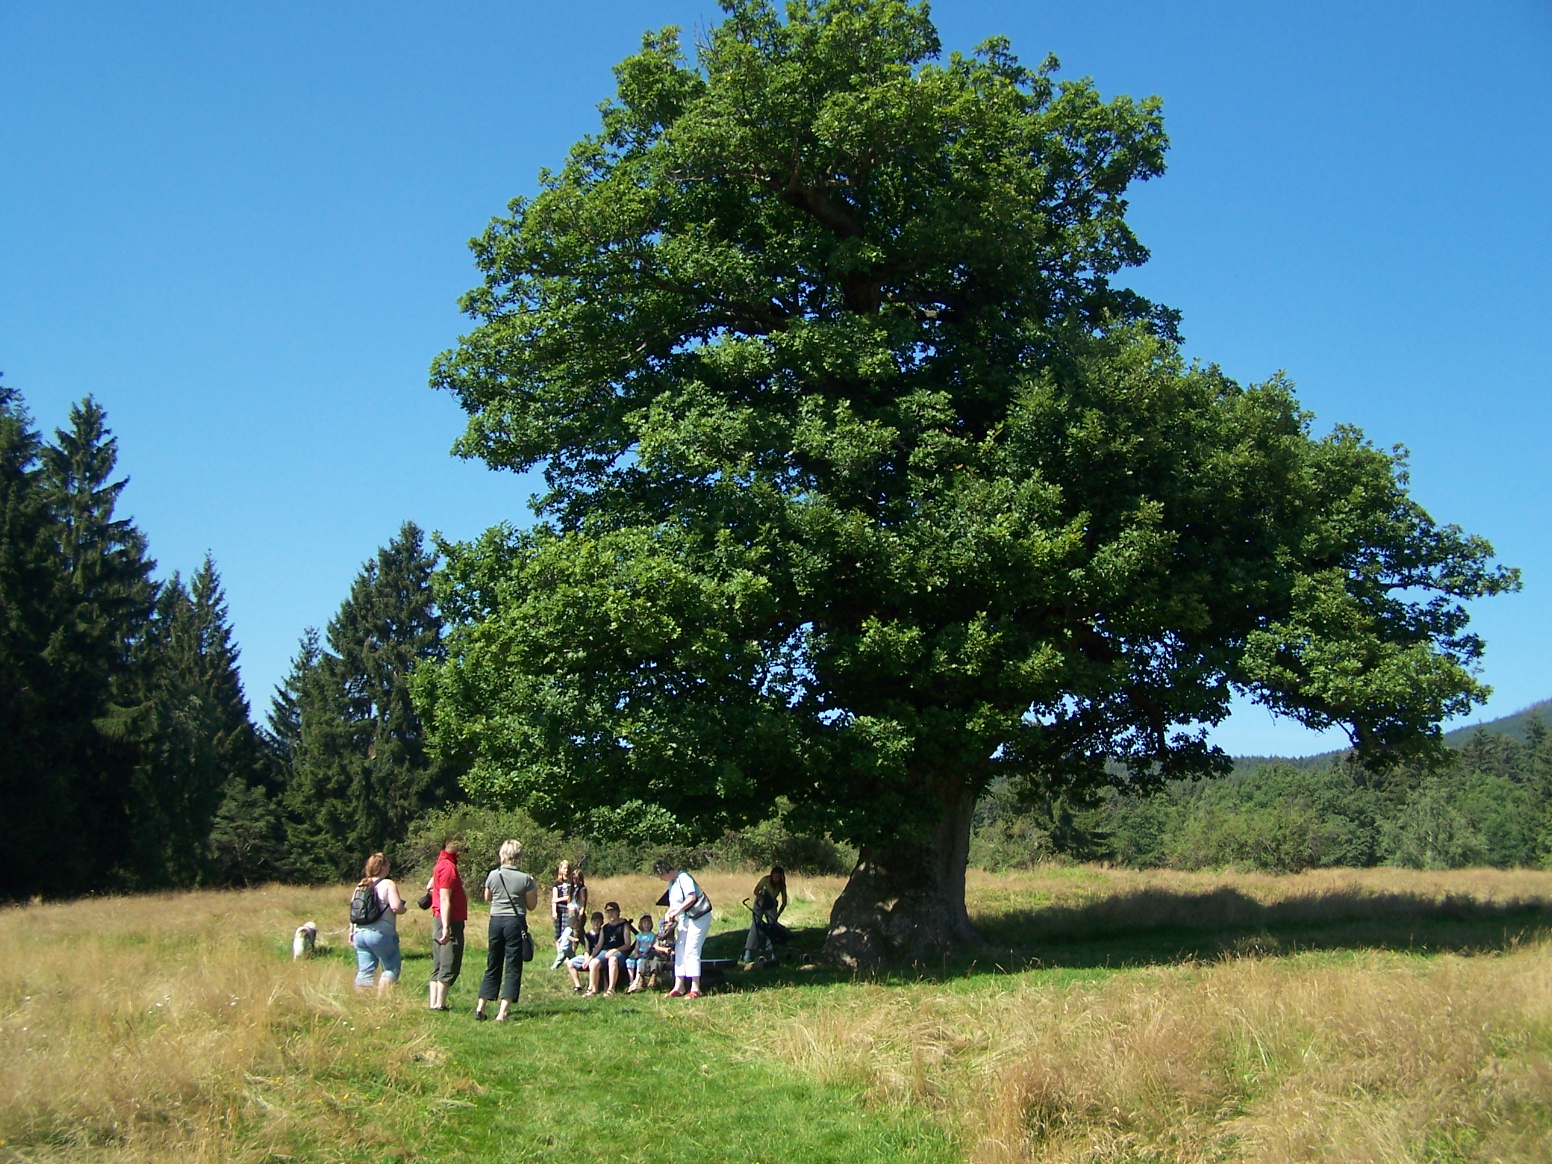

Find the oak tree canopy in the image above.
[{"left": 418, "top": 0, "right": 1516, "bottom": 961}]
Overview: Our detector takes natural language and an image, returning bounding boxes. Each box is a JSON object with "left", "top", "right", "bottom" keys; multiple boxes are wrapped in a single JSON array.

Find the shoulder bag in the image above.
[{"left": 496, "top": 869, "right": 535, "bottom": 962}]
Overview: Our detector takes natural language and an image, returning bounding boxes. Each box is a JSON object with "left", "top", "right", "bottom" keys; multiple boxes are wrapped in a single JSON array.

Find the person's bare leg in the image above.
[
  {"left": 587, "top": 959, "right": 600, "bottom": 994},
  {"left": 495, "top": 999, "right": 511, "bottom": 1021},
  {"left": 606, "top": 957, "right": 621, "bottom": 993},
  {"left": 568, "top": 962, "right": 583, "bottom": 991}
]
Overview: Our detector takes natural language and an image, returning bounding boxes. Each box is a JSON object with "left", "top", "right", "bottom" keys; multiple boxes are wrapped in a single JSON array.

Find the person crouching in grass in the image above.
[
  {"left": 555, "top": 905, "right": 583, "bottom": 969},
  {"left": 647, "top": 919, "right": 676, "bottom": 990},
  {"left": 567, "top": 911, "right": 604, "bottom": 994}
]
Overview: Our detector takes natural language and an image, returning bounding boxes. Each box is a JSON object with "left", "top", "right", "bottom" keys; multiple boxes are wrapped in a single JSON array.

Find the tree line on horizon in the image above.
[{"left": 972, "top": 722, "right": 1552, "bottom": 874}]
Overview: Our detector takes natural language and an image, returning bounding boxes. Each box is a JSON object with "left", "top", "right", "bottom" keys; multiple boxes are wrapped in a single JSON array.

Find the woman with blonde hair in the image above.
[
  {"left": 474, "top": 839, "right": 539, "bottom": 1021},
  {"left": 348, "top": 851, "right": 407, "bottom": 991}
]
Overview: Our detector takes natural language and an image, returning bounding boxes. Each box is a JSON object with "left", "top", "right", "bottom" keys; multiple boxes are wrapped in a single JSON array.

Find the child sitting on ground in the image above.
[
  {"left": 566, "top": 911, "right": 604, "bottom": 994},
  {"left": 625, "top": 913, "right": 657, "bottom": 993}
]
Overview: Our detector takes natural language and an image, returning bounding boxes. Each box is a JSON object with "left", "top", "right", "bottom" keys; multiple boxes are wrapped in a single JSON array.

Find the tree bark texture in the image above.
[{"left": 822, "top": 780, "right": 980, "bottom": 967}]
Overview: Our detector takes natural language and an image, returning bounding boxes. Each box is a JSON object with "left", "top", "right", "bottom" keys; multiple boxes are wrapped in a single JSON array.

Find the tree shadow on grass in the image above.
[{"left": 704, "top": 885, "right": 1552, "bottom": 990}]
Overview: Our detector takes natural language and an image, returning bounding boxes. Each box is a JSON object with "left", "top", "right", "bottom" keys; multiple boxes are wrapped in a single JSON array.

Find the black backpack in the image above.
[{"left": 350, "top": 878, "right": 385, "bottom": 925}]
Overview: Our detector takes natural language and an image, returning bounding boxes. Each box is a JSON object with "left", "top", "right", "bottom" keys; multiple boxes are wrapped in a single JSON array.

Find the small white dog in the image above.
[{"left": 292, "top": 921, "right": 318, "bottom": 960}]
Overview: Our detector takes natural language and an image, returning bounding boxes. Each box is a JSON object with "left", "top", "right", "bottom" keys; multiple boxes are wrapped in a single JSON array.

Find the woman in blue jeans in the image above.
[
  {"left": 349, "top": 852, "right": 408, "bottom": 991},
  {"left": 475, "top": 840, "right": 540, "bottom": 1021}
]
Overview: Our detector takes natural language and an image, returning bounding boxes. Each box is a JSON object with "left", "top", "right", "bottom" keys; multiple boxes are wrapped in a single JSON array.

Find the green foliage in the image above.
[
  {"left": 711, "top": 797, "right": 855, "bottom": 874},
  {"left": 968, "top": 814, "right": 1055, "bottom": 872},
  {"left": 262, "top": 627, "right": 317, "bottom": 776},
  {"left": 0, "top": 383, "right": 64, "bottom": 896},
  {"left": 113, "top": 558, "right": 268, "bottom": 887},
  {"left": 281, "top": 524, "right": 462, "bottom": 881},
  {"left": 403, "top": 795, "right": 852, "bottom": 885},
  {"left": 1381, "top": 778, "right": 1486, "bottom": 870},
  {"left": 1169, "top": 802, "right": 1348, "bottom": 875},
  {"left": 209, "top": 779, "right": 288, "bottom": 885},
  {"left": 40, "top": 398, "right": 161, "bottom": 892},
  {"left": 401, "top": 803, "right": 574, "bottom": 887},
  {"left": 1032, "top": 719, "right": 1552, "bottom": 874},
  {"left": 417, "top": 0, "right": 1515, "bottom": 948}
]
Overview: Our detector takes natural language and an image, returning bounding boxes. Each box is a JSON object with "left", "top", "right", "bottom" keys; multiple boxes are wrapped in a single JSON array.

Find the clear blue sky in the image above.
[{"left": 3, "top": 2, "right": 1548, "bottom": 755}]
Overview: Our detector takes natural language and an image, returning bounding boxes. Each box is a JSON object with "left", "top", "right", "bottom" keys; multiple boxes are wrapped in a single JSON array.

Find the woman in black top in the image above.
[{"left": 589, "top": 902, "right": 632, "bottom": 995}]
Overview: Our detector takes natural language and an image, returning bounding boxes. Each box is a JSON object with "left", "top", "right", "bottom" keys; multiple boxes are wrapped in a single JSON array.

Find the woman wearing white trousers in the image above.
[{"left": 654, "top": 859, "right": 711, "bottom": 998}]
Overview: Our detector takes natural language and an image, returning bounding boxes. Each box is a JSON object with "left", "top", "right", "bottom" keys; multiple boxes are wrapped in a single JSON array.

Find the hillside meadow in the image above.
[{"left": 3, "top": 868, "right": 1551, "bottom": 1163}]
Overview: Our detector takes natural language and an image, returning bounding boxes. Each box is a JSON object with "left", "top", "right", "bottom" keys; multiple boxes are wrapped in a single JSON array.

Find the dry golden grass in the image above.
[
  {"left": 725, "top": 865, "right": 1552, "bottom": 1164},
  {"left": 0, "top": 885, "right": 475, "bottom": 1162},
  {"left": 6, "top": 866, "right": 1551, "bottom": 1163},
  {"left": 0, "top": 871, "right": 827, "bottom": 1163}
]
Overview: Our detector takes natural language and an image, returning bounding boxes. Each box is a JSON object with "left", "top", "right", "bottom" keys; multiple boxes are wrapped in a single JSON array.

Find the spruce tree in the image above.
[
  {"left": 38, "top": 398, "right": 157, "bottom": 893},
  {"left": 186, "top": 556, "right": 265, "bottom": 790},
  {"left": 209, "top": 779, "right": 286, "bottom": 885},
  {"left": 284, "top": 523, "right": 458, "bottom": 879},
  {"left": 262, "top": 627, "right": 320, "bottom": 779},
  {"left": 0, "top": 383, "right": 66, "bottom": 896},
  {"left": 123, "top": 557, "right": 267, "bottom": 886}
]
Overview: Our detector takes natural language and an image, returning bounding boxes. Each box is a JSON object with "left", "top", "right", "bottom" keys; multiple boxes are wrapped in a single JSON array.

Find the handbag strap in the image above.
[{"left": 496, "top": 869, "right": 528, "bottom": 922}]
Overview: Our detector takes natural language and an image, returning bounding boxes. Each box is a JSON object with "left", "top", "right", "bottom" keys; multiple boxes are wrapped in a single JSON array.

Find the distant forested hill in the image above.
[
  {"left": 1230, "top": 699, "right": 1552, "bottom": 773},
  {"left": 971, "top": 699, "right": 1552, "bottom": 873},
  {"left": 1443, "top": 700, "right": 1552, "bottom": 746}
]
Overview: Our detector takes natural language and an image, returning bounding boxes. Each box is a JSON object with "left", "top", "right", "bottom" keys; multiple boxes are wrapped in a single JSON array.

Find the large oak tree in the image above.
[{"left": 417, "top": 0, "right": 1516, "bottom": 962}]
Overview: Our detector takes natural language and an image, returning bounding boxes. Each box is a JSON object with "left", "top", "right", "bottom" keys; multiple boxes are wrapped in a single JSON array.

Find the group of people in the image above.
[
  {"left": 343, "top": 839, "right": 535, "bottom": 1019},
  {"left": 345, "top": 838, "right": 786, "bottom": 1015},
  {"left": 541, "top": 855, "right": 722, "bottom": 999}
]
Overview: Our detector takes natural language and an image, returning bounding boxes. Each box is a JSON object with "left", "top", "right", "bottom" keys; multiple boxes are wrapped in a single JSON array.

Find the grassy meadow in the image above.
[{"left": 3, "top": 868, "right": 1551, "bottom": 1163}]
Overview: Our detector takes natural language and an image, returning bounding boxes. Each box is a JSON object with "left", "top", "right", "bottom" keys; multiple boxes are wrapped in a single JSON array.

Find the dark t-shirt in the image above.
[{"left": 600, "top": 918, "right": 631, "bottom": 952}]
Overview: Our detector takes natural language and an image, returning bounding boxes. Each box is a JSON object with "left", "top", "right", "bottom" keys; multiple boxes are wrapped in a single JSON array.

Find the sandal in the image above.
[{"left": 685, "top": 990, "right": 701, "bottom": 999}]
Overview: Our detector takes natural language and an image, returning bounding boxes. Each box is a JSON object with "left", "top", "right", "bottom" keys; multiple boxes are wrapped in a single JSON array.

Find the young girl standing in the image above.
[{"left": 550, "top": 861, "right": 573, "bottom": 967}]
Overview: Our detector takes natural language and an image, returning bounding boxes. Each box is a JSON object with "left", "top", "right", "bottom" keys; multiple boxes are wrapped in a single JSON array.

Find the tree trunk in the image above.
[{"left": 822, "top": 779, "right": 979, "bottom": 967}]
